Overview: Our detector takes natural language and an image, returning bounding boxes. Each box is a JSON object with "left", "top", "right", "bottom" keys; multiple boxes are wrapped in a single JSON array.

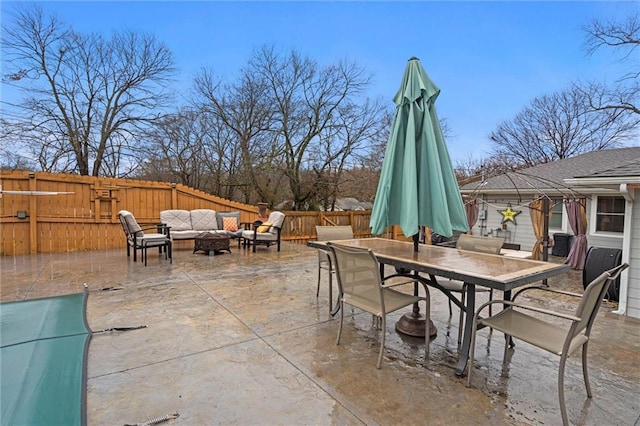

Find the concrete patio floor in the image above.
[{"left": 1, "top": 241, "right": 639, "bottom": 425}]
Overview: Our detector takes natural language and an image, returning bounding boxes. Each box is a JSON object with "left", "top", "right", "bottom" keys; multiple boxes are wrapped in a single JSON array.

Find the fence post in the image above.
[
  {"left": 29, "top": 172, "right": 38, "bottom": 254},
  {"left": 171, "top": 183, "right": 178, "bottom": 208}
]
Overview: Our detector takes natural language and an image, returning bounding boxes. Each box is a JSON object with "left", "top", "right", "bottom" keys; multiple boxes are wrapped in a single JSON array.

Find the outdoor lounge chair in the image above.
[
  {"left": 315, "top": 225, "right": 354, "bottom": 314},
  {"left": 118, "top": 210, "right": 172, "bottom": 266},
  {"left": 241, "top": 211, "right": 286, "bottom": 252},
  {"left": 467, "top": 263, "right": 628, "bottom": 426},
  {"left": 438, "top": 234, "right": 504, "bottom": 345},
  {"left": 327, "top": 242, "right": 431, "bottom": 368}
]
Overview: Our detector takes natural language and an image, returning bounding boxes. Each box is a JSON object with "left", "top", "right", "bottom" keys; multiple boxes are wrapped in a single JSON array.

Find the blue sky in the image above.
[{"left": 1, "top": 1, "right": 635, "bottom": 165}]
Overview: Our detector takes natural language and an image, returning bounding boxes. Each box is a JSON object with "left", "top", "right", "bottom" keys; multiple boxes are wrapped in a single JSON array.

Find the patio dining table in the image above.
[{"left": 307, "top": 237, "right": 568, "bottom": 376}]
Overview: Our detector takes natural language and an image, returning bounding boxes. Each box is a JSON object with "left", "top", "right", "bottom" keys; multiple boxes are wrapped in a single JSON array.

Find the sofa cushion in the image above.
[
  {"left": 241, "top": 230, "right": 278, "bottom": 241},
  {"left": 190, "top": 209, "right": 218, "bottom": 231},
  {"left": 160, "top": 210, "right": 192, "bottom": 231}
]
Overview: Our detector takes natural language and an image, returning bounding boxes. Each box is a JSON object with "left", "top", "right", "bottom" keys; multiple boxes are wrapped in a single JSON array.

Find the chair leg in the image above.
[
  {"left": 316, "top": 261, "right": 322, "bottom": 297},
  {"left": 336, "top": 301, "right": 344, "bottom": 345},
  {"left": 327, "top": 267, "right": 334, "bottom": 314},
  {"left": 558, "top": 353, "right": 570, "bottom": 426},
  {"left": 582, "top": 342, "right": 592, "bottom": 397},
  {"left": 466, "top": 315, "right": 480, "bottom": 387},
  {"left": 457, "top": 287, "right": 467, "bottom": 346},
  {"left": 377, "top": 315, "right": 386, "bottom": 369},
  {"left": 424, "top": 291, "right": 430, "bottom": 362}
]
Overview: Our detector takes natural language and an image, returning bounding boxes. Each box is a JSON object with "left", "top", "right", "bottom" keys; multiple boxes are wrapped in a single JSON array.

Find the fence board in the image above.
[{"left": 1, "top": 171, "right": 398, "bottom": 256}]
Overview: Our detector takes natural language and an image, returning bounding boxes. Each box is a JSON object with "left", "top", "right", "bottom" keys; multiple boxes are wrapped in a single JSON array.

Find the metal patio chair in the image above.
[
  {"left": 467, "top": 263, "right": 628, "bottom": 426},
  {"left": 241, "top": 211, "right": 286, "bottom": 252},
  {"left": 327, "top": 242, "right": 431, "bottom": 368},
  {"left": 438, "top": 234, "right": 504, "bottom": 345},
  {"left": 118, "top": 210, "right": 172, "bottom": 266},
  {"left": 315, "top": 225, "right": 354, "bottom": 314}
]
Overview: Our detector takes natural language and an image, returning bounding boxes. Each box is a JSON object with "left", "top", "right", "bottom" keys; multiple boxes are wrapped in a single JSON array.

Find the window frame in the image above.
[
  {"left": 591, "top": 195, "right": 625, "bottom": 235},
  {"left": 548, "top": 197, "right": 564, "bottom": 230}
]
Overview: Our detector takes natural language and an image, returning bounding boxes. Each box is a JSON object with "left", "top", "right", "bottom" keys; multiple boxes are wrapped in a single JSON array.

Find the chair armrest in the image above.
[
  {"left": 512, "top": 285, "right": 583, "bottom": 301},
  {"left": 474, "top": 299, "right": 582, "bottom": 323},
  {"left": 382, "top": 276, "right": 418, "bottom": 288},
  {"left": 155, "top": 223, "right": 171, "bottom": 238},
  {"left": 239, "top": 221, "right": 253, "bottom": 230}
]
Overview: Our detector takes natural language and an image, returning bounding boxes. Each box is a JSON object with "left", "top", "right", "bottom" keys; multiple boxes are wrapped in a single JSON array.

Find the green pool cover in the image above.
[{"left": 1, "top": 292, "right": 90, "bottom": 425}]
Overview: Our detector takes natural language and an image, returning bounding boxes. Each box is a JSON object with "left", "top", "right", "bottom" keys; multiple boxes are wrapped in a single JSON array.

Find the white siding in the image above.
[
  {"left": 627, "top": 189, "right": 640, "bottom": 318},
  {"left": 471, "top": 197, "right": 542, "bottom": 252}
]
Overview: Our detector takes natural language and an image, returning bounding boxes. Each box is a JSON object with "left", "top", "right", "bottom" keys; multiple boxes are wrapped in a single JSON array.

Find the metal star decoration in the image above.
[{"left": 498, "top": 203, "right": 521, "bottom": 224}]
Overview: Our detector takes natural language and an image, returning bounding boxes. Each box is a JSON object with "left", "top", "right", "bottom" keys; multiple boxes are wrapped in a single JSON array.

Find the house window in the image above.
[
  {"left": 595, "top": 196, "right": 625, "bottom": 233},
  {"left": 549, "top": 198, "right": 563, "bottom": 229}
]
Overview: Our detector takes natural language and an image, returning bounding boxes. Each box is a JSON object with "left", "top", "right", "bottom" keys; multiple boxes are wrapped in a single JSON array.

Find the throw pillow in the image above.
[
  {"left": 256, "top": 222, "right": 272, "bottom": 233},
  {"left": 222, "top": 217, "right": 238, "bottom": 232}
]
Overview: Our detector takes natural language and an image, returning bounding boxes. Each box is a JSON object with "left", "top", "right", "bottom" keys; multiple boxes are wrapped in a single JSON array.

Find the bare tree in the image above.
[
  {"left": 189, "top": 46, "right": 386, "bottom": 210},
  {"left": 2, "top": 4, "right": 175, "bottom": 176},
  {"left": 489, "top": 85, "right": 638, "bottom": 167},
  {"left": 582, "top": 7, "right": 640, "bottom": 115},
  {"left": 192, "top": 65, "right": 278, "bottom": 205},
  {"left": 248, "top": 46, "right": 385, "bottom": 210}
]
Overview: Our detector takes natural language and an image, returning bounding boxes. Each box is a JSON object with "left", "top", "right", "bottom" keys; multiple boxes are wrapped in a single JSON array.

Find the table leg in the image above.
[{"left": 455, "top": 283, "right": 475, "bottom": 376}]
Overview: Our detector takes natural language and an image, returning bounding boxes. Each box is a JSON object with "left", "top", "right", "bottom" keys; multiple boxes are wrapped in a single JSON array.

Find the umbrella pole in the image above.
[{"left": 394, "top": 233, "right": 438, "bottom": 339}]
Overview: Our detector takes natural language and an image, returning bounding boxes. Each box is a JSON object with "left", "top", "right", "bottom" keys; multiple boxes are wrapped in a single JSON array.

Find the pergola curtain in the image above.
[
  {"left": 529, "top": 199, "right": 553, "bottom": 261},
  {"left": 465, "top": 199, "right": 479, "bottom": 235},
  {"left": 565, "top": 199, "right": 588, "bottom": 270}
]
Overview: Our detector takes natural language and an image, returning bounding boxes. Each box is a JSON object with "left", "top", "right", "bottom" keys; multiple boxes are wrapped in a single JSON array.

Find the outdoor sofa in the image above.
[{"left": 159, "top": 209, "right": 244, "bottom": 244}]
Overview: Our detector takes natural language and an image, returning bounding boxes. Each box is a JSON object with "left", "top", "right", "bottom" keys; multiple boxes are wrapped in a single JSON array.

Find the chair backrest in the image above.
[
  {"left": 456, "top": 234, "right": 504, "bottom": 255},
  {"left": 573, "top": 263, "right": 628, "bottom": 336},
  {"left": 327, "top": 242, "right": 383, "bottom": 309},
  {"left": 118, "top": 210, "right": 143, "bottom": 237},
  {"left": 266, "top": 211, "right": 286, "bottom": 230},
  {"left": 316, "top": 225, "right": 354, "bottom": 242}
]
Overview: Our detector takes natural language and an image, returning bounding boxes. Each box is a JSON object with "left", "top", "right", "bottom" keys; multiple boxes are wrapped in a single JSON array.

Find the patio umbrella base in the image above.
[{"left": 395, "top": 312, "right": 437, "bottom": 339}]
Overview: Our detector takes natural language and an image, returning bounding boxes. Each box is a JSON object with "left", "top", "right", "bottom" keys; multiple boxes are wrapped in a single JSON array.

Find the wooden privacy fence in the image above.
[{"left": 0, "top": 171, "right": 404, "bottom": 256}]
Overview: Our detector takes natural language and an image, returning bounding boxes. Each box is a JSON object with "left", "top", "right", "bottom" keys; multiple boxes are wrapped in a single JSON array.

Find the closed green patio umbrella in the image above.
[
  {"left": 370, "top": 57, "right": 468, "bottom": 338},
  {"left": 370, "top": 57, "right": 468, "bottom": 243}
]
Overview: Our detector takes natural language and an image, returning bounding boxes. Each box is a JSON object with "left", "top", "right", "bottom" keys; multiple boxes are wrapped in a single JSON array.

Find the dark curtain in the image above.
[
  {"left": 464, "top": 199, "right": 479, "bottom": 235},
  {"left": 565, "top": 199, "right": 588, "bottom": 270}
]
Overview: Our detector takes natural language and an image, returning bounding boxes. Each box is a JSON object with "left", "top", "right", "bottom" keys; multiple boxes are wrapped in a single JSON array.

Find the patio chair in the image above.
[
  {"left": 438, "top": 234, "right": 504, "bottom": 345},
  {"left": 315, "top": 225, "right": 354, "bottom": 314},
  {"left": 118, "top": 210, "right": 172, "bottom": 266},
  {"left": 327, "top": 242, "right": 431, "bottom": 368},
  {"left": 467, "top": 263, "right": 628, "bottom": 426},
  {"left": 241, "top": 211, "right": 286, "bottom": 252}
]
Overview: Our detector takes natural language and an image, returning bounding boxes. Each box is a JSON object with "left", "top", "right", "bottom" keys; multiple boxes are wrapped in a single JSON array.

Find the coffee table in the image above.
[{"left": 193, "top": 233, "right": 231, "bottom": 255}]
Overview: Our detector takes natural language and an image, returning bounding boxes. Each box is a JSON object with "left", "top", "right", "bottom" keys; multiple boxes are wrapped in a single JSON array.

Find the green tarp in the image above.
[{"left": 1, "top": 292, "right": 90, "bottom": 425}]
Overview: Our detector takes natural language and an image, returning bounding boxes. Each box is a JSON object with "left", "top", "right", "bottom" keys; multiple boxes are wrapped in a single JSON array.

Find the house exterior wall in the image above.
[
  {"left": 470, "top": 196, "right": 626, "bottom": 255},
  {"left": 584, "top": 197, "right": 624, "bottom": 250},
  {"left": 627, "top": 189, "right": 640, "bottom": 318},
  {"left": 471, "top": 197, "right": 562, "bottom": 253}
]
